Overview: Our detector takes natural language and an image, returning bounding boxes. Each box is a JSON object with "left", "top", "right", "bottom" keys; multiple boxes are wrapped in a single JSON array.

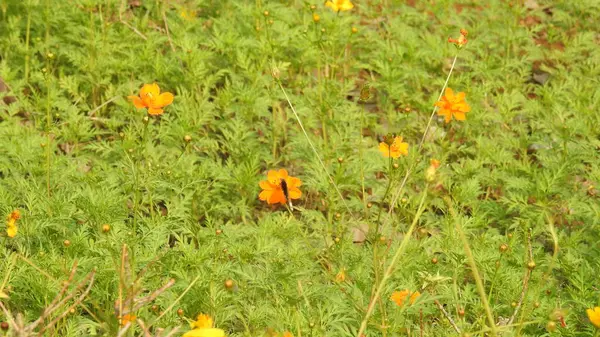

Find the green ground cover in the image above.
[{"left": 1, "top": 0, "right": 600, "bottom": 336}]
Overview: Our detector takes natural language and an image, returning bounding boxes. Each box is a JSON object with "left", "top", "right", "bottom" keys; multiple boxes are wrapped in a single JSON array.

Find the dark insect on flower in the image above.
[{"left": 280, "top": 179, "right": 292, "bottom": 210}]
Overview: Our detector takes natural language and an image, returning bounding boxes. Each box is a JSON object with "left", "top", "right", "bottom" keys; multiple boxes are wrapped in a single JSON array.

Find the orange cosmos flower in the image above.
[
  {"left": 6, "top": 209, "right": 20, "bottom": 238},
  {"left": 259, "top": 169, "right": 302, "bottom": 207},
  {"left": 434, "top": 88, "right": 471, "bottom": 123},
  {"left": 120, "top": 313, "right": 136, "bottom": 326},
  {"left": 390, "top": 289, "right": 420, "bottom": 307},
  {"left": 325, "top": 0, "right": 354, "bottom": 12},
  {"left": 378, "top": 136, "right": 409, "bottom": 159},
  {"left": 128, "top": 83, "right": 174, "bottom": 115}
]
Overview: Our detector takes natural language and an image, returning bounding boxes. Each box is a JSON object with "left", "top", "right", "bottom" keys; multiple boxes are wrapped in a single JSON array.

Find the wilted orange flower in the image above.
[
  {"left": 325, "top": 0, "right": 354, "bottom": 12},
  {"left": 425, "top": 159, "right": 440, "bottom": 182},
  {"left": 434, "top": 88, "right": 471, "bottom": 123},
  {"left": 391, "top": 289, "right": 420, "bottom": 307},
  {"left": 128, "top": 83, "right": 174, "bottom": 115},
  {"left": 379, "top": 136, "right": 409, "bottom": 159},
  {"left": 6, "top": 209, "right": 20, "bottom": 238},
  {"left": 448, "top": 28, "right": 468, "bottom": 48},
  {"left": 335, "top": 269, "right": 346, "bottom": 283},
  {"left": 259, "top": 169, "right": 302, "bottom": 206},
  {"left": 184, "top": 314, "right": 225, "bottom": 337},
  {"left": 587, "top": 307, "right": 600, "bottom": 328}
]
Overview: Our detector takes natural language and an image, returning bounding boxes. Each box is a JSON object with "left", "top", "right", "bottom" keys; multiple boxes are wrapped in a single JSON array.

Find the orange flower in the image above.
[
  {"left": 434, "top": 88, "right": 471, "bottom": 123},
  {"left": 391, "top": 289, "right": 420, "bottom": 307},
  {"left": 6, "top": 209, "right": 20, "bottom": 238},
  {"left": 128, "top": 83, "right": 174, "bottom": 115},
  {"left": 259, "top": 169, "right": 302, "bottom": 206},
  {"left": 378, "top": 136, "right": 409, "bottom": 159},
  {"left": 120, "top": 313, "right": 136, "bottom": 326}
]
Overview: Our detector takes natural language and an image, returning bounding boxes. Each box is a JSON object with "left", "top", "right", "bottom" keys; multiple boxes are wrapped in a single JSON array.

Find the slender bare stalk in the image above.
[
  {"left": 509, "top": 229, "right": 534, "bottom": 327},
  {"left": 434, "top": 300, "right": 461, "bottom": 334},
  {"left": 140, "top": 275, "right": 200, "bottom": 336},
  {"left": 278, "top": 82, "right": 354, "bottom": 217},
  {"left": 356, "top": 187, "right": 428, "bottom": 337},
  {"left": 444, "top": 197, "right": 497, "bottom": 337}
]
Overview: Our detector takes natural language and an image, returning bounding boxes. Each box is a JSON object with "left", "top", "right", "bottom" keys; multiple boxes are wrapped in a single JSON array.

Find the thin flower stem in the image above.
[
  {"left": 356, "top": 186, "right": 428, "bottom": 337},
  {"left": 278, "top": 82, "right": 354, "bottom": 217},
  {"left": 24, "top": 8, "right": 31, "bottom": 83},
  {"left": 376, "top": 156, "right": 393, "bottom": 232},
  {"left": 418, "top": 54, "right": 458, "bottom": 150},
  {"left": 508, "top": 230, "right": 533, "bottom": 326},
  {"left": 444, "top": 196, "right": 497, "bottom": 337},
  {"left": 387, "top": 54, "right": 459, "bottom": 215},
  {"left": 434, "top": 299, "right": 461, "bottom": 334},
  {"left": 358, "top": 104, "right": 367, "bottom": 216}
]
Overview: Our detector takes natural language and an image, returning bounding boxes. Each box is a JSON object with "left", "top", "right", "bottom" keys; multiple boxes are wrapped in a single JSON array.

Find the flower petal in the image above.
[
  {"left": 148, "top": 107, "right": 164, "bottom": 115},
  {"left": 140, "top": 83, "right": 160, "bottom": 98},
  {"left": 259, "top": 180, "right": 275, "bottom": 190},
  {"left": 128, "top": 96, "right": 146, "bottom": 108},
  {"left": 277, "top": 169, "right": 289, "bottom": 179},
  {"left": 288, "top": 187, "right": 302, "bottom": 199},
  {"left": 325, "top": 1, "right": 338, "bottom": 11},
  {"left": 267, "top": 170, "right": 280, "bottom": 184},
  {"left": 7, "top": 225, "right": 17, "bottom": 238},
  {"left": 444, "top": 87, "right": 455, "bottom": 101},
  {"left": 340, "top": 1, "right": 354, "bottom": 10},
  {"left": 455, "top": 91, "right": 466, "bottom": 101},
  {"left": 268, "top": 190, "right": 286, "bottom": 205},
  {"left": 454, "top": 111, "right": 466, "bottom": 121},
  {"left": 379, "top": 143, "right": 390, "bottom": 157},
  {"left": 154, "top": 92, "right": 174, "bottom": 107},
  {"left": 397, "top": 142, "right": 409, "bottom": 156},
  {"left": 286, "top": 177, "right": 302, "bottom": 188},
  {"left": 182, "top": 328, "right": 225, "bottom": 337},
  {"left": 259, "top": 189, "right": 272, "bottom": 201}
]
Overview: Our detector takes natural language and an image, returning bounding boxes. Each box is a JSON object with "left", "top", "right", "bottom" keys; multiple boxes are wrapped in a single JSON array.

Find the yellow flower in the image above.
[
  {"left": 180, "top": 8, "right": 198, "bottom": 21},
  {"left": 587, "top": 307, "right": 600, "bottom": 328},
  {"left": 6, "top": 209, "right": 20, "bottom": 238},
  {"left": 391, "top": 289, "right": 420, "bottom": 307},
  {"left": 282, "top": 332, "right": 294, "bottom": 337},
  {"left": 183, "top": 328, "right": 225, "bottom": 337},
  {"left": 378, "top": 136, "right": 409, "bottom": 159},
  {"left": 191, "top": 314, "right": 213, "bottom": 329},
  {"left": 434, "top": 88, "right": 471, "bottom": 123},
  {"left": 335, "top": 269, "right": 346, "bottom": 283},
  {"left": 184, "top": 314, "right": 225, "bottom": 337},
  {"left": 325, "top": 0, "right": 354, "bottom": 12}
]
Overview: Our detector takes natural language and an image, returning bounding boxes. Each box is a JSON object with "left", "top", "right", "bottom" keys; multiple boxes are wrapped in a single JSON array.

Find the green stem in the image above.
[
  {"left": 24, "top": 8, "right": 31, "bottom": 83},
  {"left": 356, "top": 186, "right": 429, "bottom": 337},
  {"left": 376, "top": 152, "right": 393, "bottom": 232},
  {"left": 445, "top": 197, "right": 497, "bottom": 336},
  {"left": 358, "top": 104, "right": 367, "bottom": 216}
]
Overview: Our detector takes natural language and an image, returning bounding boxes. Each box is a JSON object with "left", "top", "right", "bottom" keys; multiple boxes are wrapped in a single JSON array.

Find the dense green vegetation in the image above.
[{"left": 1, "top": 0, "right": 599, "bottom": 336}]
